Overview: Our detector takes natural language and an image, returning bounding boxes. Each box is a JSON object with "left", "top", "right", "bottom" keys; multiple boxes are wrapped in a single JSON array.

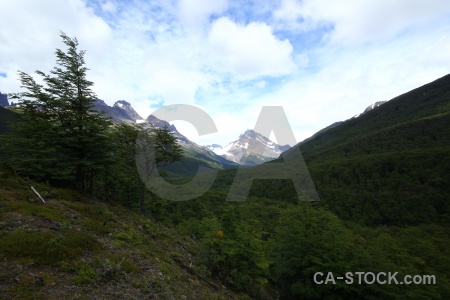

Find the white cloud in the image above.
[
  {"left": 101, "top": 0, "right": 117, "bottom": 14},
  {"left": 0, "top": 0, "right": 112, "bottom": 93},
  {"left": 208, "top": 17, "right": 296, "bottom": 80},
  {"left": 178, "top": 0, "right": 228, "bottom": 30},
  {"left": 192, "top": 108, "right": 263, "bottom": 146},
  {"left": 273, "top": 0, "right": 303, "bottom": 26},
  {"left": 274, "top": 0, "right": 450, "bottom": 45},
  {"left": 244, "top": 28, "right": 450, "bottom": 143},
  {"left": 1, "top": 0, "right": 450, "bottom": 148},
  {"left": 255, "top": 80, "right": 267, "bottom": 89}
]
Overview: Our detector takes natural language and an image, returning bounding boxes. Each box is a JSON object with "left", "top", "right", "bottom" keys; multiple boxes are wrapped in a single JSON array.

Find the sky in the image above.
[{"left": 1, "top": 0, "right": 450, "bottom": 147}]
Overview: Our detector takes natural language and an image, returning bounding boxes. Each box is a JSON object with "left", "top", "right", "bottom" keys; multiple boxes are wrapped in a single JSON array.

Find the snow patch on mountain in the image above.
[
  {"left": 205, "top": 144, "right": 223, "bottom": 151},
  {"left": 214, "top": 142, "right": 234, "bottom": 156},
  {"left": 352, "top": 101, "right": 387, "bottom": 119},
  {"left": 207, "top": 129, "right": 290, "bottom": 166}
]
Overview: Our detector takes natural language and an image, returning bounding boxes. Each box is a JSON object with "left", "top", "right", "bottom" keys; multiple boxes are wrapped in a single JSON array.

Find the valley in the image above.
[
  {"left": 1, "top": 23, "right": 450, "bottom": 299},
  {"left": 1, "top": 73, "right": 449, "bottom": 299}
]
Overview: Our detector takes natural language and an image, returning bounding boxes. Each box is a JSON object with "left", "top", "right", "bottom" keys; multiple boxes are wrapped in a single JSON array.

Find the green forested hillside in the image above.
[{"left": 278, "top": 74, "right": 450, "bottom": 226}]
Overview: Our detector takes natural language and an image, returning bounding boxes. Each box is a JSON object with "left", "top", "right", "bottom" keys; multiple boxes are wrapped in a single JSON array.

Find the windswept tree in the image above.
[
  {"left": 0, "top": 32, "right": 112, "bottom": 189},
  {"left": 105, "top": 124, "right": 183, "bottom": 213}
]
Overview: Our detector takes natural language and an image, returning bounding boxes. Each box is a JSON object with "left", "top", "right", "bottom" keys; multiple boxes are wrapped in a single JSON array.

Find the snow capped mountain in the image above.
[
  {"left": 144, "top": 114, "right": 238, "bottom": 170},
  {"left": 93, "top": 99, "right": 144, "bottom": 124},
  {"left": 93, "top": 100, "right": 290, "bottom": 169},
  {"left": 210, "top": 129, "right": 291, "bottom": 166}
]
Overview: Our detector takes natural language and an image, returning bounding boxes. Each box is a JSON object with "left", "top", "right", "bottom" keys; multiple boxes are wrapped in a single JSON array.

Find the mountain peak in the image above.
[
  {"left": 93, "top": 99, "right": 143, "bottom": 124},
  {"left": 362, "top": 100, "right": 387, "bottom": 114},
  {"left": 241, "top": 129, "right": 258, "bottom": 138},
  {"left": 210, "top": 130, "right": 290, "bottom": 166},
  {"left": 113, "top": 100, "right": 143, "bottom": 121},
  {"left": 113, "top": 100, "right": 131, "bottom": 108}
]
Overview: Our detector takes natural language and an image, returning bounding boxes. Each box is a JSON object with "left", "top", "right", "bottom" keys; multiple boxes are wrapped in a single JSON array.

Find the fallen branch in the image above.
[
  {"left": 117, "top": 257, "right": 125, "bottom": 268},
  {"left": 31, "top": 186, "right": 46, "bottom": 203}
]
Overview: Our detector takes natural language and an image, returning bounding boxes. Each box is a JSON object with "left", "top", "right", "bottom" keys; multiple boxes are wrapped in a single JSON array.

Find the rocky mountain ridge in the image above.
[
  {"left": 92, "top": 100, "right": 238, "bottom": 172},
  {"left": 93, "top": 99, "right": 143, "bottom": 124}
]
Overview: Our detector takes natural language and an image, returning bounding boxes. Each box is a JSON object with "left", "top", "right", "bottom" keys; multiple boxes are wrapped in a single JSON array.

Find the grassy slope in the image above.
[{"left": 0, "top": 169, "right": 249, "bottom": 300}]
